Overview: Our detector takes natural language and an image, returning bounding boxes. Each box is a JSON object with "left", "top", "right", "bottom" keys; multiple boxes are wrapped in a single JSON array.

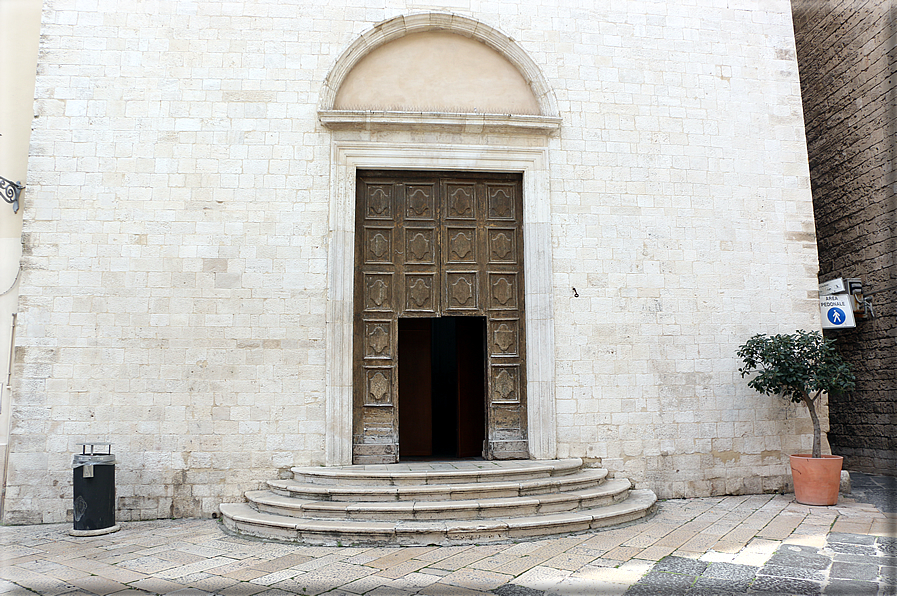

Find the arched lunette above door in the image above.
[{"left": 318, "top": 12, "right": 562, "bottom": 133}]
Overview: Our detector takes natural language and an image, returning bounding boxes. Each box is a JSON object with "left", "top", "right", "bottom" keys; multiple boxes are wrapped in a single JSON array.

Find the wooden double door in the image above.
[{"left": 353, "top": 171, "right": 527, "bottom": 463}]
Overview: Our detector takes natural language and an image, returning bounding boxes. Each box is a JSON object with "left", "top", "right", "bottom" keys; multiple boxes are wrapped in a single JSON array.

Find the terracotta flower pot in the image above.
[{"left": 789, "top": 454, "right": 843, "bottom": 506}]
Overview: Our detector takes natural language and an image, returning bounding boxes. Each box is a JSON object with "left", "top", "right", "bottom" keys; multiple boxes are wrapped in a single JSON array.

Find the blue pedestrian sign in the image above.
[
  {"left": 827, "top": 307, "right": 846, "bottom": 325},
  {"left": 820, "top": 294, "right": 856, "bottom": 329}
]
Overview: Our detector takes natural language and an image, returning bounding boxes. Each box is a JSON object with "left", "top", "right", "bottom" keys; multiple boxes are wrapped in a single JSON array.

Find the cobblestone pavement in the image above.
[
  {"left": 1, "top": 486, "right": 894, "bottom": 595},
  {"left": 849, "top": 473, "right": 897, "bottom": 515}
]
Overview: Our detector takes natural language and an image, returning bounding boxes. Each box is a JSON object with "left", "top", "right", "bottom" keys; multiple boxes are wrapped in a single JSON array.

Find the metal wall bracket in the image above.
[{"left": 0, "top": 176, "right": 24, "bottom": 213}]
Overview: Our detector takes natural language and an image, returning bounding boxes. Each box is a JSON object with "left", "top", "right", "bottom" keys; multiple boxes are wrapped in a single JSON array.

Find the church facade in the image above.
[{"left": 1, "top": 0, "right": 824, "bottom": 524}]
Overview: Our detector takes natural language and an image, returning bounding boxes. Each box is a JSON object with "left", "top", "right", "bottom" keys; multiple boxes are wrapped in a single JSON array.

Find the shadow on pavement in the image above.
[{"left": 847, "top": 471, "right": 897, "bottom": 514}]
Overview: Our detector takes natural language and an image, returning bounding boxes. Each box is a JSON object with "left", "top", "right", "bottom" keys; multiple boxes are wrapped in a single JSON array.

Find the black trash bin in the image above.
[{"left": 70, "top": 442, "right": 120, "bottom": 536}]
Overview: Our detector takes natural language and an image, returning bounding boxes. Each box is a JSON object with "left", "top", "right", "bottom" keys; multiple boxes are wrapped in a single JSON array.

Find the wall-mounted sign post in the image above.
[{"left": 820, "top": 293, "right": 856, "bottom": 330}]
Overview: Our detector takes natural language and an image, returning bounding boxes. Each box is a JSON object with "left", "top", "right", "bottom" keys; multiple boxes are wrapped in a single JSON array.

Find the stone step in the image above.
[
  {"left": 220, "top": 459, "right": 656, "bottom": 545},
  {"left": 248, "top": 477, "right": 632, "bottom": 521},
  {"left": 289, "top": 458, "right": 584, "bottom": 486},
  {"left": 268, "top": 467, "right": 608, "bottom": 502},
  {"left": 219, "top": 489, "right": 657, "bottom": 545}
]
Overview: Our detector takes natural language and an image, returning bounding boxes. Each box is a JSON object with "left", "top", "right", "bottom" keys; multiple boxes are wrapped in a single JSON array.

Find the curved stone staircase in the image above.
[{"left": 219, "top": 458, "right": 656, "bottom": 545}]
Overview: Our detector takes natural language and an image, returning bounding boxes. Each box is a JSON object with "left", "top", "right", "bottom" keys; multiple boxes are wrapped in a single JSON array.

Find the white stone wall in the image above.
[{"left": 5, "top": 0, "right": 820, "bottom": 523}]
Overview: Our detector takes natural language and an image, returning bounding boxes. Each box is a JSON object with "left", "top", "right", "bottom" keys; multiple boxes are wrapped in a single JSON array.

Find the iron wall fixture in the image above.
[{"left": 1, "top": 176, "right": 24, "bottom": 213}]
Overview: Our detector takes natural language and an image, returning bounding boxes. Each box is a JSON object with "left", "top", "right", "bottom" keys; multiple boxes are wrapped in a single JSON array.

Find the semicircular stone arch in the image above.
[{"left": 319, "top": 12, "right": 559, "bottom": 118}]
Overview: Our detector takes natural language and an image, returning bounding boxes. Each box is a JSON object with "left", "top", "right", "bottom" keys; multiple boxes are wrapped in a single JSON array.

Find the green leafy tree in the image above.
[{"left": 736, "top": 330, "right": 855, "bottom": 458}]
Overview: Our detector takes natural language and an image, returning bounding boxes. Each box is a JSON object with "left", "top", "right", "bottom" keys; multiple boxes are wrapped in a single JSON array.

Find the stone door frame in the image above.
[{"left": 325, "top": 141, "right": 556, "bottom": 465}]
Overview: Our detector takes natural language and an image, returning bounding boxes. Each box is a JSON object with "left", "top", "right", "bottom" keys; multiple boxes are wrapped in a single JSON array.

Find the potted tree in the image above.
[{"left": 737, "top": 330, "right": 855, "bottom": 505}]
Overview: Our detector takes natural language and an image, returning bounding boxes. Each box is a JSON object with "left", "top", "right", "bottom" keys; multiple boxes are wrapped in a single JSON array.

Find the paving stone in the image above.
[
  {"left": 546, "top": 562, "right": 624, "bottom": 592},
  {"left": 549, "top": 579, "right": 630, "bottom": 596},
  {"left": 831, "top": 551, "right": 884, "bottom": 565},
  {"left": 510, "top": 566, "right": 572, "bottom": 592},
  {"left": 44, "top": 566, "right": 94, "bottom": 583},
  {"left": 152, "top": 550, "right": 208, "bottom": 565},
  {"left": 367, "top": 588, "right": 415, "bottom": 596},
  {"left": 822, "top": 579, "right": 881, "bottom": 595},
  {"left": 367, "top": 547, "right": 436, "bottom": 570},
  {"left": 587, "top": 558, "right": 624, "bottom": 568},
  {"left": 542, "top": 552, "right": 599, "bottom": 571},
  {"left": 0, "top": 571, "right": 78, "bottom": 596},
  {"left": 269, "top": 554, "right": 321, "bottom": 571},
  {"left": 633, "top": 545, "right": 677, "bottom": 561},
  {"left": 630, "top": 571, "right": 696, "bottom": 591},
  {"left": 653, "top": 556, "right": 708, "bottom": 576},
  {"left": 417, "top": 582, "right": 494, "bottom": 595},
  {"left": 700, "top": 551, "right": 737, "bottom": 563},
  {"left": 749, "top": 575, "right": 823, "bottom": 595},
  {"left": 373, "top": 559, "right": 432, "bottom": 579},
  {"left": 623, "top": 584, "right": 669, "bottom": 596},
  {"left": 412, "top": 546, "right": 476, "bottom": 563},
  {"left": 601, "top": 546, "right": 643, "bottom": 562},
  {"left": 216, "top": 582, "right": 269, "bottom": 595},
  {"left": 828, "top": 561, "right": 880, "bottom": 581},
  {"left": 774, "top": 544, "right": 819, "bottom": 555},
  {"left": 335, "top": 574, "right": 393, "bottom": 595},
  {"left": 127, "top": 578, "right": 188, "bottom": 594},
  {"left": 430, "top": 546, "right": 507, "bottom": 571},
  {"left": 758, "top": 564, "right": 826, "bottom": 581},
  {"left": 492, "top": 584, "right": 545, "bottom": 596},
  {"left": 178, "top": 571, "right": 241, "bottom": 592},
  {"left": 765, "top": 549, "right": 831, "bottom": 571},
  {"left": 784, "top": 535, "right": 829, "bottom": 549},
  {"left": 274, "top": 562, "right": 375, "bottom": 595},
  {"left": 731, "top": 538, "right": 781, "bottom": 566},
  {"left": 60, "top": 559, "right": 147, "bottom": 584},
  {"left": 690, "top": 574, "right": 753, "bottom": 593},
  {"left": 68, "top": 575, "right": 130, "bottom": 595},
  {"left": 438, "top": 569, "right": 514, "bottom": 591},
  {"left": 19, "top": 559, "right": 68, "bottom": 574},
  {"left": 875, "top": 536, "right": 897, "bottom": 554},
  {"left": 222, "top": 567, "right": 272, "bottom": 582},
  {"left": 249, "top": 569, "right": 304, "bottom": 586},
  {"left": 826, "top": 542, "right": 879, "bottom": 556},
  {"left": 685, "top": 589, "right": 742, "bottom": 596},
  {"left": 703, "top": 562, "right": 758, "bottom": 582},
  {"left": 826, "top": 533, "right": 877, "bottom": 546},
  {"left": 390, "top": 571, "right": 442, "bottom": 591},
  {"left": 118, "top": 556, "right": 182, "bottom": 574}
]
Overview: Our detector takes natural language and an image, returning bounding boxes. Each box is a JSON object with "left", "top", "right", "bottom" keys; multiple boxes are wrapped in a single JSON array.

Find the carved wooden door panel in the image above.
[{"left": 354, "top": 171, "right": 526, "bottom": 464}]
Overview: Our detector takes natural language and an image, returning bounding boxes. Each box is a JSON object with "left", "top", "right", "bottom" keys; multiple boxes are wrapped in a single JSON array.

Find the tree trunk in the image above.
[{"left": 802, "top": 394, "right": 822, "bottom": 458}]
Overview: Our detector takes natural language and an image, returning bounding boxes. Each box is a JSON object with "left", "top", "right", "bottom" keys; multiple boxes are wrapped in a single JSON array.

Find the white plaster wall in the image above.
[
  {"left": 0, "top": 0, "right": 42, "bottom": 520},
  {"left": 4, "top": 0, "right": 820, "bottom": 523}
]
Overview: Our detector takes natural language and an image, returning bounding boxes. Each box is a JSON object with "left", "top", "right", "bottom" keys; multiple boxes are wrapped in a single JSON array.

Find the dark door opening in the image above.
[{"left": 398, "top": 317, "right": 486, "bottom": 459}]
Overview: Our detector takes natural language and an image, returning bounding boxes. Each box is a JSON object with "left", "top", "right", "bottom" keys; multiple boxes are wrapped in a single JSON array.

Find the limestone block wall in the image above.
[
  {"left": 4, "top": 0, "right": 821, "bottom": 523},
  {"left": 791, "top": 0, "right": 896, "bottom": 474}
]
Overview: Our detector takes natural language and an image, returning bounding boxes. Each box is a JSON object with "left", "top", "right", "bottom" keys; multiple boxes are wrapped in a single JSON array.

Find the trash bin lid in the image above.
[{"left": 73, "top": 453, "right": 116, "bottom": 467}]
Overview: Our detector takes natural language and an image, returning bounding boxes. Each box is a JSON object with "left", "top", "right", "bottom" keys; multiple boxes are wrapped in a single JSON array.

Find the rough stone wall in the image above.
[
  {"left": 791, "top": 0, "right": 897, "bottom": 474},
  {"left": 4, "top": 0, "right": 820, "bottom": 523}
]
